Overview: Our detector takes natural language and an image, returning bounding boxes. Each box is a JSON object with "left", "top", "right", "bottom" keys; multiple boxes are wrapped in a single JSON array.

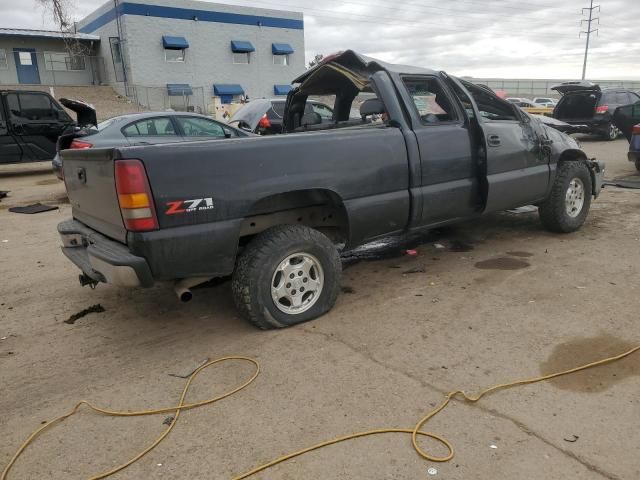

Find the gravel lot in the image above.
[{"left": 1, "top": 136, "right": 638, "bottom": 480}]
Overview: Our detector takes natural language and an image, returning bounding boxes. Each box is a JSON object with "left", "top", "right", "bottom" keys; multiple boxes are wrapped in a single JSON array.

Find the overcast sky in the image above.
[{"left": 1, "top": 0, "right": 637, "bottom": 79}]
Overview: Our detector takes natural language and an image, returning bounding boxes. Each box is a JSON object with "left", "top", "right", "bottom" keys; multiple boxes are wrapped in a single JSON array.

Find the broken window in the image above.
[{"left": 461, "top": 81, "right": 519, "bottom": 121}]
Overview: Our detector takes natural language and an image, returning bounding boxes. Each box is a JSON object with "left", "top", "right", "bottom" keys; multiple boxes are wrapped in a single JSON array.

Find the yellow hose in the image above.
[{"left": 2, "top": 346, "right": 639, "bottom": 480}]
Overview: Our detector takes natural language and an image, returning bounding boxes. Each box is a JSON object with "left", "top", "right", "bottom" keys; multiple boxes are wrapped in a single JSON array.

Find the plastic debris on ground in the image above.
[
  {"left": 507, "top": 205, "right": 538, "bottom": 214},
  {"left": 8, "top": 203, "right": 59, "bottom": 214}
]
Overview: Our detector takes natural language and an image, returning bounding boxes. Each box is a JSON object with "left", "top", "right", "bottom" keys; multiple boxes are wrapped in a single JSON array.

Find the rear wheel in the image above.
[
  {"left": 539, "top": 161, "right": 592, "bottom": 233},
  {"left": 232, "top": 225, "right": 342, "bottom": 329}
]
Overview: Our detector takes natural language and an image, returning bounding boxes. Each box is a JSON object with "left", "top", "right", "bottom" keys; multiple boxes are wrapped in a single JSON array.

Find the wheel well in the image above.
[
  {"left": 558, "top": 149, "right": 588, "bottom": 164},
  {"left": 239, "top": 189, "right": 350, "bottom": 245}
]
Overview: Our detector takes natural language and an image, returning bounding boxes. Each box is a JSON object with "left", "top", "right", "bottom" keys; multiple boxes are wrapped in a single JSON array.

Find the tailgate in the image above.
[{"left": 62, "top": 148, "right": 127, "bottom": 243}]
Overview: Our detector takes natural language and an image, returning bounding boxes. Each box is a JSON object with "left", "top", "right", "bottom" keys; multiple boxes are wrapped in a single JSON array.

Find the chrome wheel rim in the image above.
[
  {"left": 271, "top": 253, "right": 324, "bottom": 315},
  {"left": 565, "top": 178, "right": 585, "bottom": 218}
]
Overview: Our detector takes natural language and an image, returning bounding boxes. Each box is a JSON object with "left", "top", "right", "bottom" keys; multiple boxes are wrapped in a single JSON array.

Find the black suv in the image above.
[
  {"left": 0, "top": 90, "right": 78, "bottom": 164},
  {"left": 552, "top": 82, "right": 640, "bottom": 140}
]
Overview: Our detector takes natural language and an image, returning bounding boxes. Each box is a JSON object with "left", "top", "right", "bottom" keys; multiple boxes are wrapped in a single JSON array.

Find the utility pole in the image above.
[{"left": 580, "top": 0, "right": 600, "bottom": 80}]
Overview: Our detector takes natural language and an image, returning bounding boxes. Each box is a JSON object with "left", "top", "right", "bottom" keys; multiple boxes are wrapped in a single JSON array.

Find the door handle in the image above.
[{"left": 487, "top": 134, "right": 501, "bottom": 147}]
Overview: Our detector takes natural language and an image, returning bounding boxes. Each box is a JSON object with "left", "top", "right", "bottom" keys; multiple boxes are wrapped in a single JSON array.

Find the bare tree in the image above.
[{"left": 37, "top": 0, "right": 90, "bottom": 56}]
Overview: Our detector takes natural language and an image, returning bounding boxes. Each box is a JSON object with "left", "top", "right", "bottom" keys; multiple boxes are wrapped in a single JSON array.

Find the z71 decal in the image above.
[{"left": 165, "top": 198, "right": 214, "bottom": 215}]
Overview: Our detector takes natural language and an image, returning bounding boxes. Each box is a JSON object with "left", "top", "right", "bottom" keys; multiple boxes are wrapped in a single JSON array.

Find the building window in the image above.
[
  {"left": 273, "top": 54, "right": 289, "bottom": 66},
  {"left": 18, "top": 52, "right": 33, "bottom": 66},
  {"left": 165, "top": 49, "right": 185, "bottom": 63},
  {"left": 0, "top": 49, "right": 7, "bottom": 70},
  {"left": 233, "top": 52, "right": 250, "bottom": 64},
  {"left": 44, "top": 52, "right": 86, "bottom": 71}
]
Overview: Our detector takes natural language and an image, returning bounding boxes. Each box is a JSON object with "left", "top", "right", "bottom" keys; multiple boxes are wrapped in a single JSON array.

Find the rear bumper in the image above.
[
  {"left": 557, "top": 117, "right": 609, "bottom": 133},
  {"left": 58, "top": 219, "right": 154, "bottom": 287}
]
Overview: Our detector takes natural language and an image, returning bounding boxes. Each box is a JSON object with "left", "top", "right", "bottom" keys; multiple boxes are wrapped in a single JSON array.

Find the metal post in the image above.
[{"left": 580, "top": 0, "right": 600, "bottom": 80}]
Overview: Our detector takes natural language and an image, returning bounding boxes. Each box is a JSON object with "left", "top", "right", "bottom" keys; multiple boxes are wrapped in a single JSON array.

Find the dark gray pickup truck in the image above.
[{"left": 58, "top": 50, "right": 604, "bottom": 329}]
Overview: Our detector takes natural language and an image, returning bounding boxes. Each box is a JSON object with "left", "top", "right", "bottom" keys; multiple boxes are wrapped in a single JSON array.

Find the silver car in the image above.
[{"left": 52, "top": 111, "right": 252, "bottom": 179}]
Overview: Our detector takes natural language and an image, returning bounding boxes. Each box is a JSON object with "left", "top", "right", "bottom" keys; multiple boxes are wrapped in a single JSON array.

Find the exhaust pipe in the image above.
[{"left": 174, "top": 277, "right": 213, "bottom": 303}]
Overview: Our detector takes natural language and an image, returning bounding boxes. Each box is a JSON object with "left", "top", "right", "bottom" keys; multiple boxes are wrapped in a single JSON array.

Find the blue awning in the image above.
[
  {"left": 231, "top": 40, "right": 255, "bottom": 53},
  {"left": 274, "top": 84, "right": 292, "bottom": 96},
  {"left": 213, "top": 84, "right": 245, "bottom": 96},
  {"left": 272, "top": 43, "right": 294, "bottom": 55},
  {"left": 167, "top": 84, "right": 193, "bottom": 96},
  {"left": 162, "top": 36, "right": 189, "bottom": 49}
]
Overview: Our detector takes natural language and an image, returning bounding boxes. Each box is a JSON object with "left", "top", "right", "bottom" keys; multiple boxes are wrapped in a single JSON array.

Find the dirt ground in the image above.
[{"left": 1, "top": 137, "right": 639, "bottom": 480}]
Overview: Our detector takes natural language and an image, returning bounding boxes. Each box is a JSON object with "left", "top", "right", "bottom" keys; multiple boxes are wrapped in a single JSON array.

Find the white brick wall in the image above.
[{"left": 78, "top": 0, "right": 305, "bottom": 99}]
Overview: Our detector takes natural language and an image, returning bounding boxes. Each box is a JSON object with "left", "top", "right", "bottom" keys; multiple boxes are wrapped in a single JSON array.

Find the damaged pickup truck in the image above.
[{"left": 57, "top": 50, "right": 604, "bottom": 329}]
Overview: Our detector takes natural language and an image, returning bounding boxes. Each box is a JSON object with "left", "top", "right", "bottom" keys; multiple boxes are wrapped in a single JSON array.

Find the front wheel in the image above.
[
  {"left": 635, "top": 159, "right": 640, "bottom": 172},
  {"left": 232, "top": 225, "right": 342, "bottom": 329},
  {"left": 602, "top": 122, "right": 619, "bottom": 141},
  {"left": 539, "top": 161, "right": 592, "bottom": 233}
]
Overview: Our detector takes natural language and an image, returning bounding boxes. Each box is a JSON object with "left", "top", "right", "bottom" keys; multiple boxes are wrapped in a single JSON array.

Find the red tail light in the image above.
[
  {"left": 114, "top": 159, "right": 158, "bottom": 232},
  {"left": 258, "top": 114, "right": 271, "bottom": 129},
  {"left": 70, "top": 139, "right": 93, "bottom": 149},
  {"left": 595, "top": 105, "right": 609, "bottom": 114},
  {"left": 633, "top": 124, "right": 640, "bottom": 135}
]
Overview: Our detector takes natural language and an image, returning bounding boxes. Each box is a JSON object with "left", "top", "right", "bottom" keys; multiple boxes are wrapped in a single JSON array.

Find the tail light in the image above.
[
  {"left": 70, "top": 138, "right": 93, "bottom": 149},
  {"left": 595, "top": 105, "right": 609, "bottom": 114},
  {"left": 114, "top": 159, "right": 158, "bottom": 232},
  {"left": 633, "top": 124, "right": 640, "bottom": 135},
  {"left": 258, "top": 114, "right": 271, "bottom": 129}
]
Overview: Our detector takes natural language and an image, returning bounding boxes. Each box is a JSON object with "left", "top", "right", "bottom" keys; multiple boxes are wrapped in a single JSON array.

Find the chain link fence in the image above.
[
  {"left": 124, "top": 85, "right": 208, "bottom": 114},
  {"left": 467, "top": 77, "right": 640, "bottom": 98}
]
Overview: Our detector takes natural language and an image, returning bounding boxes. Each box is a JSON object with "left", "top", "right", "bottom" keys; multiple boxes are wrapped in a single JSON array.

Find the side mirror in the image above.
[{"left": 223, "top": 128, "right": 233, "bottom": 138}]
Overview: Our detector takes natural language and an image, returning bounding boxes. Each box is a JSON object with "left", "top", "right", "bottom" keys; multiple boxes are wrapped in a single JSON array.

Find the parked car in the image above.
[
  {"left": 552, "top": 82, "right": 640, "bottom": 140},
  {"left": 52, "top": 111, "right": 251, "bottom": 179},
  {"left": 514, "top": 101, "right": 554, "bottom": 116},
  {"left": 506, "top": 97, "right": 533, "bottom": 104},
  {"left": 229, "top": 98, "right": 335, "bottom": 134},
  {"left": 533, "top": 97, "right": 558, "bottom": 107},
  {"left": 57, "top": 49, "right": 604, "bottom": 329},
  {"left": 612, "top": 101, "right": 640, "bottom": 171},
  {"left": 0, "top": 90, "right": 79, "bottom": 164}
]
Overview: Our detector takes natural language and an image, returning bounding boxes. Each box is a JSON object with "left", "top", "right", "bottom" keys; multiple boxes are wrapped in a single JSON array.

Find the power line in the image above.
[
  {"left": 580, "top": 0, "right": 600, "bottom": 79},
  {"left": 223, "top": 0, "right": 581, "bottom": 39}
]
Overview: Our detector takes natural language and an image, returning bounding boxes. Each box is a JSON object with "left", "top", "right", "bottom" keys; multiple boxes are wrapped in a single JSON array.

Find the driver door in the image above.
[
  {"left": 0, "top": 96, "right": 23, "bottom": 163},
  {"left": 452, "top": 79, "right": 550, "bottom": 213}
]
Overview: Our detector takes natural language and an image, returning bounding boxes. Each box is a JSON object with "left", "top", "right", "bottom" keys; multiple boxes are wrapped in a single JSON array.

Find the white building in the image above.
[{"left": 0, "top": 0, "right": 305, "bottom": 110}]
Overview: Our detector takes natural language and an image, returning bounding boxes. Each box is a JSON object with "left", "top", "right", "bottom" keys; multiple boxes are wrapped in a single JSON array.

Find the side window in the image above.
[
  {"left": 123, "top": 117, "right": 177, "bottom": 137},
  {"left": 403, "top": 77, "right": 457, "bottom": 124},
  {"left": 6, "top": 93, "right": 21, "bottom": 119},
  {"left": 461, "top": 81, "right": 518, "bottom": 121},
  {"left": 11, "top": 93, "right": 57, "bottom": 121},
  {"left": 176, "top": 117, "right": 226, "bottom": 137},
  {"left": 311, "top": 103, "right": 333, "bottom": 120}
]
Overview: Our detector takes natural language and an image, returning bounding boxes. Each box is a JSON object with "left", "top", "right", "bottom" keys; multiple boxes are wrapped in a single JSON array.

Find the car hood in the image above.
[
  {"left": 529, "top": 114, "right": 589, "bottom": 134},
  {"left": 551, "top": 81, "right": 600, "bottom": 96},
  {"left": 59, "top": 98, "right": 97, "bottom": 128},
  {"left": 613, "top": 101, "right": 640, "bottom": 142},
  {"left": 229, "top": 99, "right": 272, "bottom": 131}
]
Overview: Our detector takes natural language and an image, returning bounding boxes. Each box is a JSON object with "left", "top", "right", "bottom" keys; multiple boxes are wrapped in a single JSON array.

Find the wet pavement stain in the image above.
[
  {"left": 506, "top": 251, "right": 534, "bottom": 258},
  {"left": 474, "top": 257, "right": 530, "bottom": 270},
  {"left": 449, "top": 239, "right": 474, "bottom": 252},
  {"left": 540, "top": 335, "right": 640, "bottom": 393}
]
